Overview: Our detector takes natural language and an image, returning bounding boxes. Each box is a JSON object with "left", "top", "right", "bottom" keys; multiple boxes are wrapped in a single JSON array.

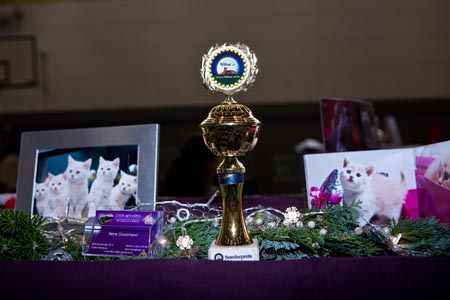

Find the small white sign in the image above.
[{"left": 208, "top": 239, "right": 260, "bottom": 261}]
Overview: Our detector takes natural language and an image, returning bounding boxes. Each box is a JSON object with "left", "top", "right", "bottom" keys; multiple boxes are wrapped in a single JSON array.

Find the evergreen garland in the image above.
[
  {"left": 158, "top": 221, "right": 219, "bottom": 259},
  {"left": 390, "top": 217, "right": 450, "bottom": 256},
  {"left": 251, "top": 203, "right": 385, "bottom": 260},
  {"left": 1, "top": 203, "right": 449, "bottom": 260},
  {"left": 0, "top": 209, "right": 47, "bottom": 260}
]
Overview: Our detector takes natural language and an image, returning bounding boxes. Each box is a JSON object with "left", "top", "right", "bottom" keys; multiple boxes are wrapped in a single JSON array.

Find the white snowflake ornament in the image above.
[
  {"left": 283, "top": 206, "right": 301, "bottom": 226},
  {"left": 176, "top": 235, "right": 194, "bottom": 250}
]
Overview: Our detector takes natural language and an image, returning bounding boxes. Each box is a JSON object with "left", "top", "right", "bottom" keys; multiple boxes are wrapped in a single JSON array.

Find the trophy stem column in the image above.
[{"left": 216, "top": 157, "right": 252, "bottom": 246}]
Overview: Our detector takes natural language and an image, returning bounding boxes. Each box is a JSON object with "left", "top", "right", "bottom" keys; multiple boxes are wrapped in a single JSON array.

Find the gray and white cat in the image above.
[
  {"left": 339, "top": 157, "right": 408, "bottom": 226},
  {"left": 65, "top": 155, "right": 92, "bottom": 219},
  {"left": 45, "top": 173, "right": 68, "bottom": 219},
  {"left": 87, "top": 156, "right": 120, "bottom": 217},
  {"left": 108, "top": 171, "right": 137, "bottom": 210}
]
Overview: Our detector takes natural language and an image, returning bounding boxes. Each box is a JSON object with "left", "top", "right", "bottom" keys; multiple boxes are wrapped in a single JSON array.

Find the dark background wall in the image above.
[
  {"left": 1, "top": 98, "right": 449, "bottom": 195},
  {"left": 1, "top": 1, "right": 449, "bottom": 196},
  {"left": 1, "top": 1, "right": 449, "bottom": 113}
]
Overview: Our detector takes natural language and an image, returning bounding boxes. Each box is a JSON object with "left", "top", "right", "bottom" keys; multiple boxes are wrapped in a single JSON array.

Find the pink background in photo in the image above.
[
  {"left": 401, "top": 190, "right": 419, "bottom": 219},
  {"left": 415, "top": 156, "right": 450, "bottom": 224}
]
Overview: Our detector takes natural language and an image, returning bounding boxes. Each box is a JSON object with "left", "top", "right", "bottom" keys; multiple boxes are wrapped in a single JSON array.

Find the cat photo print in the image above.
[
  {"left": 304, "top": 148, "right": 418, "bottom": 226},
  {"left": 33, "top": 146, "right": 138, "bottom": 221}
]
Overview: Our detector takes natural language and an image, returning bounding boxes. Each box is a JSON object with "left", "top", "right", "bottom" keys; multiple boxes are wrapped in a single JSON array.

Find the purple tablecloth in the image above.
[
  {"left": 1, "top": 256, "right": 447, "bottom": 300},
  {"left": 1, "top": 194, "right": 447, "bottom": 299}
]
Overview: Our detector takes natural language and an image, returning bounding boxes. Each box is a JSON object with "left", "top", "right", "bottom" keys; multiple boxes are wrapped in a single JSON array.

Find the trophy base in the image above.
[{"left": 208, "top": 239, "right": 259, "bottom": 261}]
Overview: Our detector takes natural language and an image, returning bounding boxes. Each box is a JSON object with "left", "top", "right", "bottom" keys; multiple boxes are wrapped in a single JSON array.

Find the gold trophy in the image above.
[{"left": 200, "top": 42, "right": 261, "bottom": 261}]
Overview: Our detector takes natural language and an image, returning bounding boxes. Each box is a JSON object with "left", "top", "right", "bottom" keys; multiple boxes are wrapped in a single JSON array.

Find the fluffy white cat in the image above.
[
  {"left": 339, "top": 157, "right": 408, "bottom": 226},
  {"left": 65, "top": 155, "right": 92, "bottom": 219},
  {"left": 45, "top": 173, "right": 68, "bottom": 219},
  {"left": 425, "top": 151, "right": 450, "bottom": 189},
  {"left": 87, "top": 156, "right": 120, "bottom": 218},
  {"left": 108, "top": 171, "right": 137, "bottom": 210},
  {"left": 34, "top": 180, "right": 49, "bottom": 216}
]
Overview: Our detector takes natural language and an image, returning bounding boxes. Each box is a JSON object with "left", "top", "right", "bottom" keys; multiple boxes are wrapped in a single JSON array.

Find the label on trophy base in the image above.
[{"left": 208, "top": 239, "right": 260, "bottom": 261}]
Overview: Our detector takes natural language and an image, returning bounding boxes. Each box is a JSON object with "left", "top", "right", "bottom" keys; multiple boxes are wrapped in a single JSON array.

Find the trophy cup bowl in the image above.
[
  {"left": 201, "top": 98, "right": 260, "bottom": 158},
  {"left": 200, "top": 43, "right": 261, "bottom": 259},
  {"left": 200, "top": 97, "right": 261, "bottom": 246}
]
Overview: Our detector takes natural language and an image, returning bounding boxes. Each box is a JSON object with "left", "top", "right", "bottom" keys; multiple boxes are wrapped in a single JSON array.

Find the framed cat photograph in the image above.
[
  {"left": 15, "top": 124, "right": 160, "bottom": 220},
  {"left": 303, "top": 148, "right": 418, "bottom": 226}
]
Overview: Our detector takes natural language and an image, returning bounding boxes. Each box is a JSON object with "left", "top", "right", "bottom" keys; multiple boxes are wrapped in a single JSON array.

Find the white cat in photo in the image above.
[
  {"left": 34, "top": 179, "right": 49, "bottom": 216},
  {"left": 340, "top": 157, "right": 408, "bottom": 226},
  {"left": 45, "top": 173, "right": 68, "bottom": 219},
  {"left": 87, "top": 156, "right": 120, "bottom": 218},
  {"left": 108, "top": 171, "right": 137, "bottom": 210},
  {"left": 425, "top": 150, "right": 450, "bottom": 189},
  {"left": 65, "top": 155, "right": 92, "bottom": 219}
]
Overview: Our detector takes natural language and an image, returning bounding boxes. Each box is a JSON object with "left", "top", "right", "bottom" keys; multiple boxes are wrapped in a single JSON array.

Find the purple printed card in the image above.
[{"left": 83, "top": 210, "right": 164, "bottom": 257}]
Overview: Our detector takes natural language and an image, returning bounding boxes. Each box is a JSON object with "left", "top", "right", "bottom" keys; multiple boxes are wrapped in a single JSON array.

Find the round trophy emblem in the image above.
[{"left": 201, "top": 42, "right": 258, "bottom": 96}]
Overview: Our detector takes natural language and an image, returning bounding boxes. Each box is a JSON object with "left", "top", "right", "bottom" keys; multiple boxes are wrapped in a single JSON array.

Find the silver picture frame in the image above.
[{"left": 15, "top": 124, "right": 160, "bottom": 216}]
